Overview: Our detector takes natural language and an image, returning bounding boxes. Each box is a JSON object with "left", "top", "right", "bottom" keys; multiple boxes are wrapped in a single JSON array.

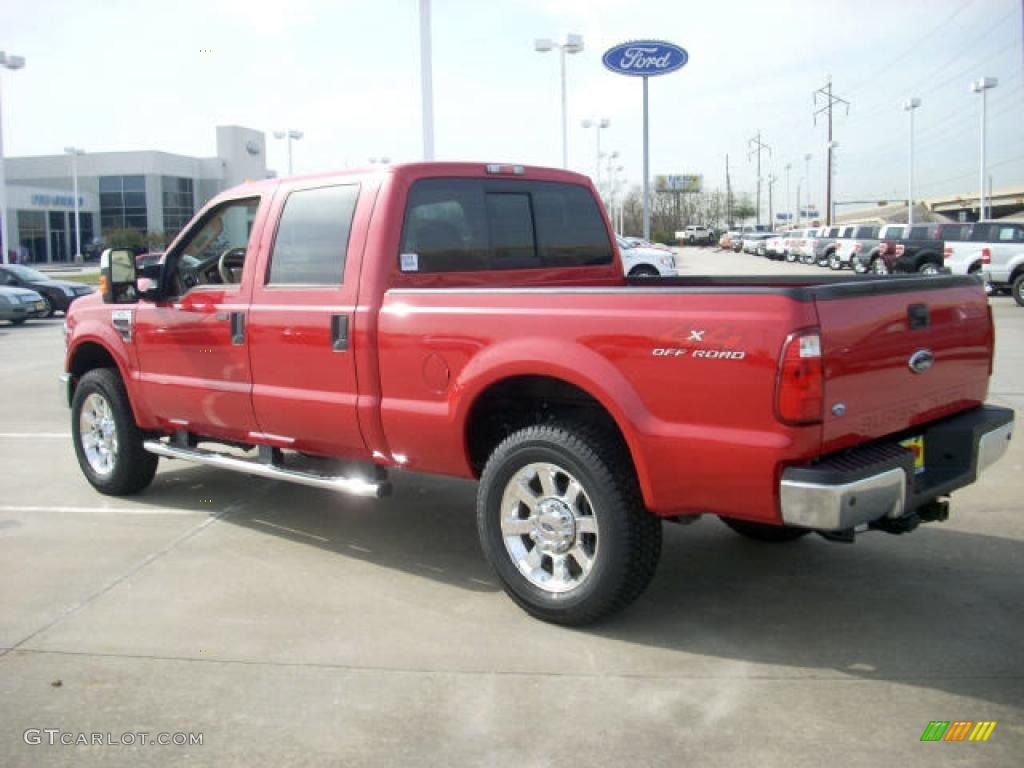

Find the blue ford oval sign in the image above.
[{"left": 602, "top": 40, "right": 688, "bottom": 77}]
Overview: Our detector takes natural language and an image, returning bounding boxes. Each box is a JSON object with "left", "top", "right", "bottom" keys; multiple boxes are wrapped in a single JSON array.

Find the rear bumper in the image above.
[{"left": 779, "top": 405, "right": 1014, "bottom": 530}]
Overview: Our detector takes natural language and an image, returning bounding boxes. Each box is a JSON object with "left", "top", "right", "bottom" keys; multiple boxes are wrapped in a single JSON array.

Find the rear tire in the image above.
[
  {"left": 477, "top": 421, "right": 662, "bottom": 625},
  {"left": 918, "top": 261, "right": 941, "bottom": 275},
  {"left": 1013, "top": 273, "right": 1024, "bottom": 307},
  {"left": 629, "top": 265, "right": 659, "bottom": 278},
  {"left": 721, "top": 517, "right": 810, "bottom": 542},
  {"left": 71, "top": 368, "right": 158, "bottom": 495}
]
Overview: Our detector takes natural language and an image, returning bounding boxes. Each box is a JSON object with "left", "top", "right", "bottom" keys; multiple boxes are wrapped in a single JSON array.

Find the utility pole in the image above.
[
  {"left": 814, "top": 75, "right": 850, "bottom": 225},
  {"left": 767, "top": 173, "right": 777, "bottom": 227},
  {"left": 748, "top": 131, "right": 771, "bottom": 228},
  {"left": 784, "top": 163, "right": 792, "bottom": 228},
  {"left": 725, "top": 154, "right": 733, "bottom": 227}
]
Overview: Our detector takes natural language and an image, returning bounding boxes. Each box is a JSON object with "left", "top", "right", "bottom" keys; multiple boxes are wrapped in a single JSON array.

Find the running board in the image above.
[{"left": 143, "top": 440, "right": 390, "bottom": 498}]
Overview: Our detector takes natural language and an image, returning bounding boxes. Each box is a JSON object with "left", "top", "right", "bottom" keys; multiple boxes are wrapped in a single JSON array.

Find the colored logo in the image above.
[
  {"left": 920, "top": 721, "right": 997, "bottom": 742},
  {"left": 602, "top": 41, "right": 688, "bottom": 77}
]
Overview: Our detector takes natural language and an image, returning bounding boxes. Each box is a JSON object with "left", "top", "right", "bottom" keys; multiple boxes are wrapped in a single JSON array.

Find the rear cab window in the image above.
[
  {"left": 398, "top": 179, "right": 612, "bottom": 274},
  {"left": 267, "top": 184, "right": 360, "bottom": 285}
]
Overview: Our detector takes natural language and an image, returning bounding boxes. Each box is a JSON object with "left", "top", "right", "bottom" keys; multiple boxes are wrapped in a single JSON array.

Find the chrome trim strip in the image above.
[
  {"left": 780, "top": 467, "right": 906, "bottom": 531},
  {"left": 977, "top": 420, "right": 1013, "bottom": 474},
  {"left": 143, "top": 440, "right": 388, "bottom": 498}
]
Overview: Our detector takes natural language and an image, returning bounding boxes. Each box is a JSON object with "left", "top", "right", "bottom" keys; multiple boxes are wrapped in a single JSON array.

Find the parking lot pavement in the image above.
[{"left": 1, "top": 298, "right": 1022, "bottom": 767}]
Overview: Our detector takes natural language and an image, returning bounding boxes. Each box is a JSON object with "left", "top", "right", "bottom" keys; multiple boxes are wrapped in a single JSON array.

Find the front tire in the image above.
[
  {"left": 628, "top": 265, "right": 660, "bottom": 278},
  {"left": 41, "top": 295, "right": 55, "bottom": 318},
  {"left": 1013, "top": 273, "right": 1024, "bottom": 307},
  {"left": 918, "top": 261, "right": 941, "bottom": 276},
  {"left": 72, "top": 368, "right": 158, "bottom": 495},
  {"left": 721, "top": 517, "right": 810, "bottom": 542},
  {"left": 477, "top": 421, "right": 662, "bottom": 625}
]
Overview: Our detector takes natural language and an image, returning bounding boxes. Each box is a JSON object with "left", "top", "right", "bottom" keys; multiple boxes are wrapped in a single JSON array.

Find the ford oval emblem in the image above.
[
  {"left": 908, "top": 349, "right": 934, "bottom": 374},
  {"left": 602, "top": 40, "right": 689, "bottom": 77}
]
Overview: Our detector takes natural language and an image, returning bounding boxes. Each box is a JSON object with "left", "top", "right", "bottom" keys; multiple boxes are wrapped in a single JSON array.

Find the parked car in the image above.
[
  {"left": 764, "top": 231, "right": 793, "bottom": 260},
  {"left": 781, "top": 229, "right": 814, "bottom": 262},
  {"left": 832, "top": 224, "right": 901, "bottom": 271},
  {"left": 741, "top": 233, "right": 772, "bottom": 254},
  {"left": 800, "top": 225, "right": 852, "bottom": 266},
  {"left": 946, "top": 221, "right": 1024, "bottom": 298},
  {"left": 0, "top": 284, "right": 48, "bottom": 325},
  {"left": 616, "top": 236, "right": 678, "bottom": 277},
  {"left": 676, "top": 225, "right": 713, "bottom": 246},
  {"left": 62, "top": 161, "right": 1013, "bottom": 625},
  {"left": 0, "top": 264, "right": 96, "bottom": 317},
  {"left": 868, "top": 224, "right": 945, "bottom": 275}
]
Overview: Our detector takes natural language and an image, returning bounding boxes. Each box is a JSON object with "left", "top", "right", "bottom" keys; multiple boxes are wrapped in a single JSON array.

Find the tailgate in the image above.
[{"left": 812, "top": 277, "right": 992, "bottom": 453}]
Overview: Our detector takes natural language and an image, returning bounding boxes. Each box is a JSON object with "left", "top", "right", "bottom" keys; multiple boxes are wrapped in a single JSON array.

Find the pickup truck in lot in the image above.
[
  {"left": 945, "top": 220, "right": 1024, "bottom": 302},
  {"left": 61, "top": 162, "right": 1014, "bottom": 625},
  {"left": 834, "top": 224, "right": 904, "bottom": 271},
  {"left": 867, "top": 224, "right": 943, "bottom": 275}
]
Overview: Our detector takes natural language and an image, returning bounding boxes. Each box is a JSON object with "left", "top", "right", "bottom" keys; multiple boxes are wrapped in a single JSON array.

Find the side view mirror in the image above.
[{"left": 100, "top": 248, "right": 138, "bottom": 304}]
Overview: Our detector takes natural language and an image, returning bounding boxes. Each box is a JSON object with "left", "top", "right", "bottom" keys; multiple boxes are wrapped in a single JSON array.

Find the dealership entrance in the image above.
[{"left": 3, "top": 186, "right": 99, "bottom": 264}]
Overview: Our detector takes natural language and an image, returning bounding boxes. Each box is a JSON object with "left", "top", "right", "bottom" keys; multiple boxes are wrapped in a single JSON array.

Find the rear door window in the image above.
[
  {"left": 268, "top": 184, "right": 360, "bottom": 285},
  {"left": 400, "top": 179, "right": 612, "bottom": 273}
]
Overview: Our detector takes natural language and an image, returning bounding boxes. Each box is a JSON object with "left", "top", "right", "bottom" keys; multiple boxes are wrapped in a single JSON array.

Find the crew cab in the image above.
[
  {"left": 61, "top": 162, "right": 1014, "bottom": 625},
  {"left": 945, "top": 221, "right": 1024, "bottom": 302},
  {"left": 868, "top": 224, "right": 946, "bottom": 275}
]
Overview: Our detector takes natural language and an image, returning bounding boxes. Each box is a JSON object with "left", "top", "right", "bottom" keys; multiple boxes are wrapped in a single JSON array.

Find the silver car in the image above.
[{"left": 0, "top": 285, "right": 47, "bottom": 325}]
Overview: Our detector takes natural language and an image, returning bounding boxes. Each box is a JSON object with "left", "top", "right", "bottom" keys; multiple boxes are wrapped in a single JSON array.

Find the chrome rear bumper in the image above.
[{"left": 780, "top": 406, "right": 1014, "bottom": 531}]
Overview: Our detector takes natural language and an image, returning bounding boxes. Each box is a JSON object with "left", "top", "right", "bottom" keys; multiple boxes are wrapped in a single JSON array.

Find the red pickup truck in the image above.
[{"left": 61, "top": 162, "right": 1014, "bottom": 625}]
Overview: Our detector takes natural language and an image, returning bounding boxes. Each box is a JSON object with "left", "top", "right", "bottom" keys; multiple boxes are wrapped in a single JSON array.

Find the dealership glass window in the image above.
[
  {"left": 162, "top": 176, "right": 195, "bottom": 238},
  {"left": 267, "top": 185, "right": 360, "bottom": 285},
  {"left": 17, "top": 210, "right": 47, "bottom": 264},
  {"left": 399, "top": 179, "right": 612, "bottom": 272},
  {"left": 100, "top": 175, "right": 148, "bottom": 232},
  {"left": 49, "top": 211, "right": 68, "bottom": 262}
]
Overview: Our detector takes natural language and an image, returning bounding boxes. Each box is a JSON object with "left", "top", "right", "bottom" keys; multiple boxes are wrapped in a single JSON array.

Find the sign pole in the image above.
[{"left": 642, "top": 75, "right": 650, "bottom": 240}]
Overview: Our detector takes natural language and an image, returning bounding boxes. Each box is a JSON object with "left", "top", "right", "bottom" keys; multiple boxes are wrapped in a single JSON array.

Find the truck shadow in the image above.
[{"left": 140, "top": 463, "right": 1023, "bottom": 709}]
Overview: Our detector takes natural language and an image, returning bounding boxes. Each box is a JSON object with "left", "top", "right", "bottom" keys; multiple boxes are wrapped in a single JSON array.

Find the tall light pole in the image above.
[
  {"left": 902, "top": 98, "right": 921, "bottom": 226},
  {"left": 273, "top": 129, "right": 304, "bottom": 176},
  {"left": 534, "top": 34, "right": 584, "bottom": 169},
  {"left": 0, "top": 51, "right": 27, "bottom": 265},
  {"left": 970, "top": 77, "right": 998, "bottom": 220},
  {"left": 582, "top": 117, "right": 610, "bottom": 189},
  {"left": 796, "top": 177, "right": 804, "bottom": 227},
  {"left": 419, "top": 0, "right": 434, "bottom": 160},
  {"left": 64, "top": 147, "right": 85, "bottom": 263},
  {"left": 785, "top": 163, "right": 792, "bottom": 228},
  {"left": 803, "top": 153, "right": 812, "bottom": 221}
]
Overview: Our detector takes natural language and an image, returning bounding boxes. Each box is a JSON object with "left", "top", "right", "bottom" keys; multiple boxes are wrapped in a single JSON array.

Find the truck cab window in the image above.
[
  {"left": 267, "top": 184, "right": 360, "bottom": 285},
  {"left": 167, "top": 197, "right": 260, "bottom": 295}
]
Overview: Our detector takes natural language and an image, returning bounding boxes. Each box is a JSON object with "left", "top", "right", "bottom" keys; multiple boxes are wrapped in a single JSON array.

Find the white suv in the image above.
[{"left": 676, "top": 225, "right": 712, "bottom": 245}]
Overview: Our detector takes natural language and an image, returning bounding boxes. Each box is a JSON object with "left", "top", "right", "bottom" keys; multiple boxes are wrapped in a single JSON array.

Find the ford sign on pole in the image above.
[{"left": 603, "top": 41, "right": 688, "bottom": 239}]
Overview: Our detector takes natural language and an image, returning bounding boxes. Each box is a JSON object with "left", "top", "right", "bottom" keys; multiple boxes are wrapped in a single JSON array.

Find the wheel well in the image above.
[
  {"left": 69, "top": 342, "right": 119, "bottom": 393},
  {"left": 465, "top": 375, "right": 629, "bottom": 477},
  {"left": 1011, "top": 265, "right": 1024, "bottom": 283}
]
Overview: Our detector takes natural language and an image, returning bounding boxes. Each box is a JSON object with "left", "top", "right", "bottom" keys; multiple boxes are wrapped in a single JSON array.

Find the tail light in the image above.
[
  {"left": 943, "top": 245, "right": 953, "bottom": 260},
  {"left": 981, "top": 247, "right": 991, "bottom": 265},
  {"left": 878, "top": 243, "right": 888, "bottom": 255},
  {"left": 895, "top": 244, "right": 905, "bottom": 256},
  {"left": 775, "top": 329, "right": 824, "bottom": 425}
]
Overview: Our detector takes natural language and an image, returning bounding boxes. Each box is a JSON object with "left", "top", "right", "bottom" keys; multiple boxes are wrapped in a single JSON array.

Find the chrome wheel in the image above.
[
  {"left": 499, "top": 462, "right": 598, "bottom": 594},
  {"left": 79, "top": 392, "right": 118, "bottom": 476},
  {"left": 919, "top": 262, "right": 940, "bottom": 275},
  {"left": 872, "top": 258, "right": 889, "bottom": 275}
]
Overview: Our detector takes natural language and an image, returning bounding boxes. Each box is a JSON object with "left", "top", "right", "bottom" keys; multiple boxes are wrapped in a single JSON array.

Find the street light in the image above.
[
  {"left": 273, "top": 129, "right": 304, "bottom": 176},
  {"left": 970, "top": 77, "right": 998, "bottom": 220},
  {"left": 803, "top": 153, "right": 812, "bottom": 222},
  {"left": 0, "top": 50, "right": 26, "bottom": 265},
  {"left": 902, "top": 98, "right": 921, "bottom": 226},
  {"left": 64, "top": 147, "right": 85, "bottom": 264},
  {"left": 534, "top": 33, "right": 584, "bottom": 169},
  {"left": 582, "top": 117, "right": 610, "bottom": 188}
]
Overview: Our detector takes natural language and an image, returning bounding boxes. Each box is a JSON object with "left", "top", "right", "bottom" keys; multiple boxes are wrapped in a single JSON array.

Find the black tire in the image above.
[
  {"left": 721, "top": 517, "right": 810, "bottom": 542},
  {"left": 628, "top": 265, "right": 659, "bottom": 278},
  {"left": 829, "top": 254, "right": 844, "bottom": 271},
  {"left": 800, "top": 251, "right": 816, "bottom": 265},
  {"left": 917, "top": 261, "right": 941, "bottom": 275},
  {"left": 871, "top": 258, "right": 890, "bottom": 275},
  {"left": 71, "top": 368, "right": 158, "bottom": 495},
  {"left": 10, "top": 318, "right": 27, "bottom": 325},
  {"left": 41, "top": 295, "right": 55, "bottom": 317},
  {"left": 477, "top": 421, "right": 662, "bottom": 625},
  {"left": 1013, "top": 273, "right": 1024, "bottom": 307}
]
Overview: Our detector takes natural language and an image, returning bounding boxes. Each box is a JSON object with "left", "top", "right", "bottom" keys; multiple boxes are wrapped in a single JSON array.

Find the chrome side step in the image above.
[{"left": 143, "top": 440, "right": 390, "bottom": 498}]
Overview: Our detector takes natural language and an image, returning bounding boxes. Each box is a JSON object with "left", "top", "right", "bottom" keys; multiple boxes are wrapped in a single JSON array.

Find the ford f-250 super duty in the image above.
[{"left": 61, "top": 162, "right": 1014, "bottom": 625}]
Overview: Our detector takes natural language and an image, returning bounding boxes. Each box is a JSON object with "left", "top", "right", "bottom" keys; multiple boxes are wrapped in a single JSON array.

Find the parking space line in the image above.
[
  {"left": 251, "top": 518, "right": 329, "bottom": 542},
  {"left": 0, "top": 505, "right": 206, "bottom": 516}
]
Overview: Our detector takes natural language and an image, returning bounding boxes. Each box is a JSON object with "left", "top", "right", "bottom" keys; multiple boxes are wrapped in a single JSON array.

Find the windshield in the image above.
[{"left": 5, "top": 265, "right": 51, "bottom": 282}]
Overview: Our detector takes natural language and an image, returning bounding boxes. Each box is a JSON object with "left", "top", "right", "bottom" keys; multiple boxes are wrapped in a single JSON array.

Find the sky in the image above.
[{"left": 1, "top": 0, "right": 1022, "bottom": 217}]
